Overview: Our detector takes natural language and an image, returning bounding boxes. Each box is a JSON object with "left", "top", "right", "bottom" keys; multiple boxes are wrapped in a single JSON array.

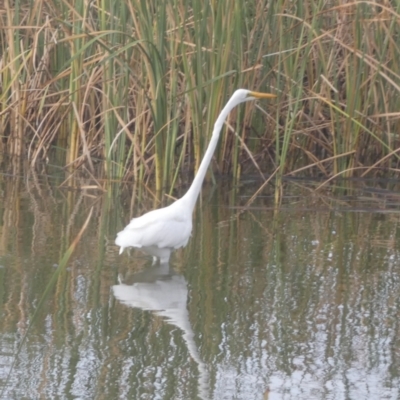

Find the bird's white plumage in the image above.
[
  {"left": 116, "top": 89, "right": 276, "bottom": 263},
  {"left": 115, "top": 198, "right": 192, "bottom": 260}
]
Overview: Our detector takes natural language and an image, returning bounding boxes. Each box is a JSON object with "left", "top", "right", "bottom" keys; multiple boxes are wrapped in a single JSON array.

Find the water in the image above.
[{"left": 1, "top": 175, "right": 400, "bottom": 399}]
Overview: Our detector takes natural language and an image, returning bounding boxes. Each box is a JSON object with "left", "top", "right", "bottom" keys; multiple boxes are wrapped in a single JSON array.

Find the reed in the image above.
[{"left": 1, "top": 0, "right": 400, "bottom": 189}]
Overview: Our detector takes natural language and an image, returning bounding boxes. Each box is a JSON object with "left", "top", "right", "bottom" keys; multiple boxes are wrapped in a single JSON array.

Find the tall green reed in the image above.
[{"left": 273, "top": 1, "right": 399, "bottom": 183}]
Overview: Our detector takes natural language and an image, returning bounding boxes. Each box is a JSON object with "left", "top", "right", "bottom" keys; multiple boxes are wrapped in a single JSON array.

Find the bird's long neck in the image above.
[{"left": 182, "top": 96, "right": 243, "bottom": 212}]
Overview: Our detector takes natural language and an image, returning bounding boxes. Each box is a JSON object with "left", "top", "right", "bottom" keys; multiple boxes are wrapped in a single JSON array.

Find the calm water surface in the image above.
[{"left": 1, "top": 175, "right": 400, "bottom": 399}]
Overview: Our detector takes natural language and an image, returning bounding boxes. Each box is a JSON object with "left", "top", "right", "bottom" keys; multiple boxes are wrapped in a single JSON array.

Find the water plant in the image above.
[{"left": 1, "top": 0, "right": 399, "bottom": 191}]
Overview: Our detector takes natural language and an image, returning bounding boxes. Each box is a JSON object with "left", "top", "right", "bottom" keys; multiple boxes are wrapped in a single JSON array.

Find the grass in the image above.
[{"left": 1, "top": 0, "right": 400, "bottom": 192}]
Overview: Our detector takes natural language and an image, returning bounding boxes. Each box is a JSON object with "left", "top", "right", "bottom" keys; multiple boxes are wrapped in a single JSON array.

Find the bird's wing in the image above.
[
  {"left": 137, "top": 218, "right": 192, "bottom": 249},
  {"left": 124, "top": 202, "right": 186, "bottom": 230},
  {"left": 116, "top": 204, "right": 192, "bottom": 250}
]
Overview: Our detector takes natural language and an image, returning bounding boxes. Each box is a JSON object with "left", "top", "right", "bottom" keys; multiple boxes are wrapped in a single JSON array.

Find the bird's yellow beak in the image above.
[{"left": 248, "top": 91, "right": 277, "bottom": 99}]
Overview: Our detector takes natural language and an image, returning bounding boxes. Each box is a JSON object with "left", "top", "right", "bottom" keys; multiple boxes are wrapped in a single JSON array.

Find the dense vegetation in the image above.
[{"left": 1, "top": 0, "right": 400, "bottom": 191}]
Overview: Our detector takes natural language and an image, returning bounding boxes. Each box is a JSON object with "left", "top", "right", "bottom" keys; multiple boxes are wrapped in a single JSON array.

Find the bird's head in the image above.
[{"left": 233, "top": 88, "right": 277, "bottom": 103}]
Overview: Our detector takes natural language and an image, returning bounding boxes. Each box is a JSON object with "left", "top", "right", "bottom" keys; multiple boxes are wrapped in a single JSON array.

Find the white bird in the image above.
[{"left": 116, "top": 89, "right": 276, "bottom": 263}]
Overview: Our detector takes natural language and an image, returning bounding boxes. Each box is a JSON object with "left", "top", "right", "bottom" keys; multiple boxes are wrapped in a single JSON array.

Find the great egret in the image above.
[{"left": 116, "top": 89, "right": 276, "bottom": 263}]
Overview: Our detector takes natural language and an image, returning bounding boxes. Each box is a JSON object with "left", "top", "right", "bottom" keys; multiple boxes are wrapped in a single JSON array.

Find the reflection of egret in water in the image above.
[{"left": 112, "top": 263, "right": 209, "bottom": 400}]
